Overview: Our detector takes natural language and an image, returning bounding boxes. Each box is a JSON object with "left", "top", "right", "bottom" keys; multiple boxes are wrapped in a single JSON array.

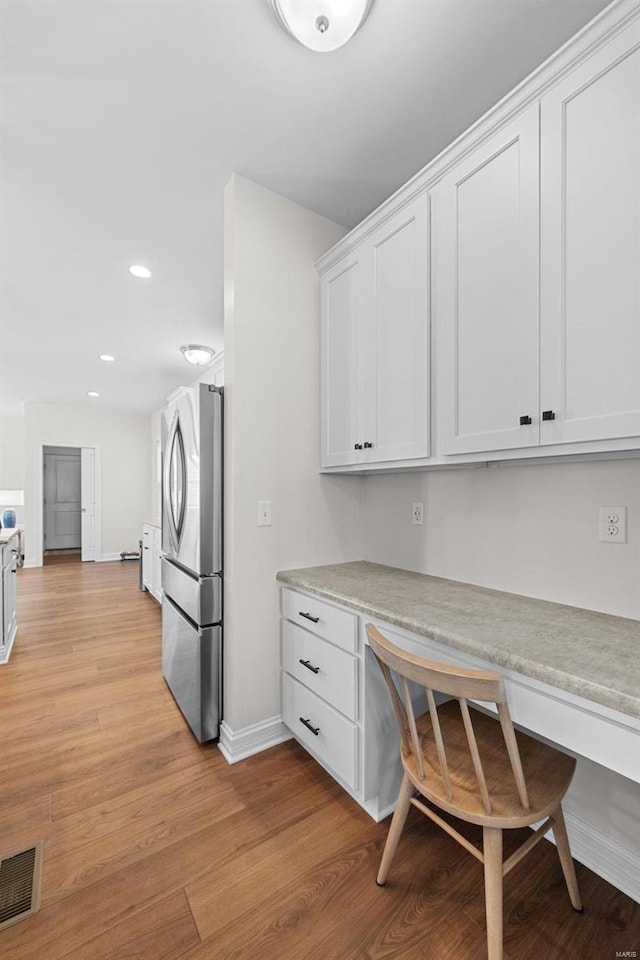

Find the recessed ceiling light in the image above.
[
  {"left": 99, "top": 354, "right": 115, "bottom": 362},
  {"left": 129, "top": 264, "right": 152, "bottom": 279},
  {"left": 180, "top": 344, "right": 215, "bottom": 366},
  {"left": 88, "top": 391, "right": 100, "bottom": 398}
]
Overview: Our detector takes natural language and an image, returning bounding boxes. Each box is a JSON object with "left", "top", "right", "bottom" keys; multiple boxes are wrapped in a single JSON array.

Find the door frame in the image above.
[{"left": 29, "top": 441, "right": 101, "bottom": 568}]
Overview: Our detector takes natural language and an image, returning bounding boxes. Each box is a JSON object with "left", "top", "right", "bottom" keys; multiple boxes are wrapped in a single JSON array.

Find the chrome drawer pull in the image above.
[
  {"left": 299, "top": 717, "right": 320, "bottom": 736},
  {"left": 299, "top": 658, "right": 320, "bottom": 674},
  {"left": 299, "top": 611, "right": 319, "bottom": 623}
]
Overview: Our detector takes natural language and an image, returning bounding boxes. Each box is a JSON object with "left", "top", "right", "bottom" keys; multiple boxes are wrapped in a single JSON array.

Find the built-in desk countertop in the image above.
[
  {"left": 277, "top": 561, "right": 639, "bottom": 720},
  {"left": 277, "top": 560, "right": 640, "bottom": 795}
]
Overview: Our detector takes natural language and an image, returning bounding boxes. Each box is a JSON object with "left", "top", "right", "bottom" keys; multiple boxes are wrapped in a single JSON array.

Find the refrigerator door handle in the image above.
[{"left": 163, "top": 410, "right": 187, "bottom": 554}]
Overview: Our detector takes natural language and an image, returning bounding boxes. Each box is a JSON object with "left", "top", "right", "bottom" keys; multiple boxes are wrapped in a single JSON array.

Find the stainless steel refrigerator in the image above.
[{"left": 161, "top": 382, "right": 222, "bottom": 742}]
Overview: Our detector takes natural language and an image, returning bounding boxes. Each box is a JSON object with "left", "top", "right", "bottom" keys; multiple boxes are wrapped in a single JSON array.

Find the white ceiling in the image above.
[{"left": 0, "top": 0, "right": 611, "bottom": 418}]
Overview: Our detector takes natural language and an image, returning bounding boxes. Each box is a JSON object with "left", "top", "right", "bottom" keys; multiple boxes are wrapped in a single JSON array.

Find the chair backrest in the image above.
[{"left": 366, "top": 623, "right": 530, "bottom": 814}]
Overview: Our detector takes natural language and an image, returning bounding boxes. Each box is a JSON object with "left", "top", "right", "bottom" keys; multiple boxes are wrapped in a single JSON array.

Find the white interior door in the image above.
[
  {"left": 44, "top": 453, "right": 82, "bottom": 549},
  {"left": 81, "top": 447, "right": 96, "bottom": 561}
]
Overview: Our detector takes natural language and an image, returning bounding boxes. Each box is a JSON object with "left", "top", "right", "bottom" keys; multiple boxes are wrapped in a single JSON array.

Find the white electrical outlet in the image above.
[
  {"left": 598, "top": 505, "right": 627, "bottom": 543},
  {"left": 257, "top": 501, "right": 272, "bottom": 526},
  {"left": 412, "top": 502, "right": 424, "bottom": 525}
]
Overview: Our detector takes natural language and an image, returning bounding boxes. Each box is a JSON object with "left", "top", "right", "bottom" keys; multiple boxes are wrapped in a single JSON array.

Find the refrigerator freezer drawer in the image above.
[
  {"left": 161, "top": 556, "right": 221, "bottom": 626},
  {"left": 162, "top": 594, "right": 221, "bottom": 742}
]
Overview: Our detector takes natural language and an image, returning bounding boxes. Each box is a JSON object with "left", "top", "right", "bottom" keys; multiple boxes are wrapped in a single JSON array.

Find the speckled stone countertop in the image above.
[
  {"left": 277, "top": 561, "right": 640, "bottom": 720},
  {"left": 0, "top": 528, "right": 20, "bottom": 545}
]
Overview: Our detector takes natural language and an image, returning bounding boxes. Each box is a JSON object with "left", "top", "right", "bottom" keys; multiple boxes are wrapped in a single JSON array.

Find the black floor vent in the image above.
[{"left": 0, "top": 841, "right": 44, "bottom": 931}]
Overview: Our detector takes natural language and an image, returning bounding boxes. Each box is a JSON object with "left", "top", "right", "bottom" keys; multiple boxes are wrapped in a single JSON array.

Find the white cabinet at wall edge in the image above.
[
  {"left": 320, "top": 194, "right": 430, "bottom": 469},
  {"left": 434, "top": 20, "right": 640, "bottom": 456},
  {"left": 142, "top": 523, "right": 162, "bottom": 603}
]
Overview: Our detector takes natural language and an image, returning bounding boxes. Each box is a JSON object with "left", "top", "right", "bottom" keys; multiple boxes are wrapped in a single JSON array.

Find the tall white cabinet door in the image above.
[
  {"left": 540, "top": 20, "right": 640, "bottom": 445},
  {"left": 434, "top": 105, "right": 540, "bottom": 455},
  {"left": 320, "top": 255, "right": 363, "bottom": 468},
  {"left": 363, "top": 195, "right": 429, "bottom": 463}
]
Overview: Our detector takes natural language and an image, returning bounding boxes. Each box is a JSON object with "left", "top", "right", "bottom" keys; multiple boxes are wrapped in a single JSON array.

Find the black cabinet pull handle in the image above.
[
  {"left": 299, "top": 717, "right": 320, "bottom": 736},
  {"left": 519, "top": 415, "right": 532, "bottom": 425},
  {"left": 299, "top": 658, "right": 320, "bottom": 674},
  {"left": 299, "top": 611, "right": 319, "bottom": 623},
  {"left": 542, "top": 410, "right": 556, "bottom": 421},
  {"left": 363, "top": 441, "right": 373, "bottom": 448},
  {"left": 354, "top": 443, "right": 363, "bottom": 450}
]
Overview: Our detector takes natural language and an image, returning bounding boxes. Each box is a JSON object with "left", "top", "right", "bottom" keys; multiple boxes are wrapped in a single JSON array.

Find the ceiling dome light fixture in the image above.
[
  {"left": 129, "top": 264, "right": 152, "bottom": 279},
  {"left": 88, "top": 391, "right": 100, "bottom": 398},
  {"left": 99, "top": 354, "right": 115, "bottom": 362},
  {"left": 180, "top": 344, "right": 215, "bottom": 366},
  {"left": 268, "top": 0, "right": 373, "bottom": 53}
]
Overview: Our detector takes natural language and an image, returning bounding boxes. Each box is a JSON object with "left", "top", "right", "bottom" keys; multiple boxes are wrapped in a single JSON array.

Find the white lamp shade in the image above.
[
  {"left": 270, "top": 0, "right": 373, "bottom": 53},
  {"left": 0, "top": 490, "right": 24, "bottom": 506}
]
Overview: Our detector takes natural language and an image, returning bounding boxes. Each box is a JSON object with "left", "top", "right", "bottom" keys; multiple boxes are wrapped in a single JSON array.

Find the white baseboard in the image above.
[
  {"left": 534, "top": 810, "right": 640, "bottom": 904},
  {"left": 218, "top": 716, "right": 292, "bottom": 765},
  {"left": 23, "top": 559, "right": 39, "bottom": 568},
  {"left": 98, "top": 553, "right": 120, "bottom": 562}
]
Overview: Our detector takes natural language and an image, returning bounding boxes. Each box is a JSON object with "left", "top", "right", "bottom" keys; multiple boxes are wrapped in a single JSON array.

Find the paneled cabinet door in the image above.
[
  {"left": 540, "top": 19, "right": 640, "bottom": 445},
  {"left": 434, "top": 104, "right": 540, "bottom": 455},
  {"left": 320, "top": 254, "right": 364, "bottom": 468},
  {"left": 362, "top": 195, "right": 430, "bottom": 463}
]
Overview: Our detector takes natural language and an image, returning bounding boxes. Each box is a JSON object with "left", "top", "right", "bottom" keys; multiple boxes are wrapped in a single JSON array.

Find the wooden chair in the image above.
[{"left": 366, "top": 623, "right": 582, "bottom": 960}]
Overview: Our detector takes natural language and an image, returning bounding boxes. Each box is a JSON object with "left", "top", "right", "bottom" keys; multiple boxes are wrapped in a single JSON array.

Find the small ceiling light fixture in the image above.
[
  {"left": 268, "top": 0, "right": 373, "bottom": 53},
  {"left": 180, "top": 344, "right": 215, "bottom": 366},
  {"left": 88, "top": 391, "right": 100, "bottom": 398},
  {"left": 99, "top": 354, "right": 115, "bottom": 362},
  {"left": 129, "top": 264, "right": 152, "bottom": 279}
]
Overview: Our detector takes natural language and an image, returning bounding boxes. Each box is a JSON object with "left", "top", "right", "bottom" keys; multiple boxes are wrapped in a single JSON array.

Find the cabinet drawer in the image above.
[
  {"left": 281, "top": 588, "right": 357, "bottom": 653},
  {"left": 282, "top": 620, "right": 358, "bottom": 720},
  {"left": 282, "top": 674, "right": 358, "bottom": 791}
]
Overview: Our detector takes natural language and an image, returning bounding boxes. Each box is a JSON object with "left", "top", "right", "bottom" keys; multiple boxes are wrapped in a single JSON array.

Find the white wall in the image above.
[
  {"left": 24, "top": 403, "right": 150, "bottom": 563},
  {"left": 223, "top": 174, "right": 360, "bottom": 733},
  {"left": 0, "top": 417, "right": 26, "bottom": 523},
  {"left": 361, "top": 458, "right": 640, "bottom": 619}
]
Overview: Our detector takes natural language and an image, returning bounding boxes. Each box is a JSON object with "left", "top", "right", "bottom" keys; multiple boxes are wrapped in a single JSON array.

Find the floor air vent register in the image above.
[{"left": 0, "top": 841, "right": 44, "bottom": 931}]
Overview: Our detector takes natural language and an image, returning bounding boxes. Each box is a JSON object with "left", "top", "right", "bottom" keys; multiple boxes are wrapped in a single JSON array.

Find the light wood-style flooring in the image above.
[{"left": 1, "top": 559, "right": 637, "bottom": 959}]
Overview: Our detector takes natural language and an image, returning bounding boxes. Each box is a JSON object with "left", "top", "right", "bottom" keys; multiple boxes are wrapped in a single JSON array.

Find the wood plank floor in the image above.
[{"left": 1, "top": 559, "right": 637, "bottom": 959}]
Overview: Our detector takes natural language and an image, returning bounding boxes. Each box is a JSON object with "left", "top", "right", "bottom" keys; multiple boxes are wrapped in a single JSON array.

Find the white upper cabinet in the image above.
[
  {"left": 318, "top": 4, "right": 640, "bottom": 470},
  {"left": 433, "top": 106, "right": 540, "bottom": 455},
  {"left": 320, "top": 194, "right": 429, "bottom": 469},
  {"left": 540, "top": 20, "right": 640, "bottom": 445},
  {"left": 363, "top": 197, "right": 430, "bottom": 464},
  {"left": 320, "top": 254, "right": 363, "bottom": 468}
]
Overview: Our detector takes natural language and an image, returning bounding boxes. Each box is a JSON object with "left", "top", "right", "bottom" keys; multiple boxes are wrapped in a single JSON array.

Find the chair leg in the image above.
[
  {"left": 552, "top": 805, "right": 583, "bottom": 911},
  {"left": 377, "top": 772, "right": 414, "bottom": 886},
  {"left": 483, "top": 827, "right": 503, "bottom": 960}
]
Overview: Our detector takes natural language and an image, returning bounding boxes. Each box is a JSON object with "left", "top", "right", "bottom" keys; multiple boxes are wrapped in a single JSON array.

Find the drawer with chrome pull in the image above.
[
  {"left": 282, "top": 620, "right": 358, "bottom": 720},
  {"left": 282, "top": 673, "right": 358, "bottom": 791},
  {"left": 281, "top": 587, "right": 358, "bottom": 653}
]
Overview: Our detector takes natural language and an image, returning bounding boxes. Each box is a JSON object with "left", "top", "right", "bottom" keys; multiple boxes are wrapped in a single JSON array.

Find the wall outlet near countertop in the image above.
[{"left": 598, "top": 505, "right": 626, "bottom": 543}]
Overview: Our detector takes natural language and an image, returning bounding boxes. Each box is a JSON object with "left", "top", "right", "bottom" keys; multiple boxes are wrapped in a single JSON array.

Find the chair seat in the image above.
[{"left": 402, "top": 699, "right": 576, "bottom": 828}]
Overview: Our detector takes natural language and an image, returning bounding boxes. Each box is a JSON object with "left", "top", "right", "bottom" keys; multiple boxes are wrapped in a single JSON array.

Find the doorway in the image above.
[
  {"left": 43, "top": 447, "right": 81, "bottom": 560},
  {"left": 31, "top": 443, "right": 99, "bottom": 567}
]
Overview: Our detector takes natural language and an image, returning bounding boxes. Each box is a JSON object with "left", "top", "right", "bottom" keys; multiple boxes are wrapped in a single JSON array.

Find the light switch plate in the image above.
[{"left": 258, "top": 501, "right": 272, "bottom": 526}]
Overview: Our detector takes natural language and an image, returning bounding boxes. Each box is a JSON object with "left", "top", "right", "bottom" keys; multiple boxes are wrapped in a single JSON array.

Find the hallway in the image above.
[{"left": 0, "top": 560, "right": 637, "bottom": 959}]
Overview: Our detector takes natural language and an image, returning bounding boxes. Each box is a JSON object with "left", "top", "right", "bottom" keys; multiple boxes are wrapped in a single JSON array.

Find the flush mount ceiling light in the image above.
[
  {"left": 268, "top": 0, "right": 373, "bottom": 53},
  {"left": 99, "top": 354, "right": 115, "bottom": 362},
  {"left": 180, "top": 344, "right": 215, "bottom": 366},
  {"left": 129, "top": 264, "right": 152, "bottom": 279},
  {"left": 88, "top": 391, "right": 100, "bottom": 398}
]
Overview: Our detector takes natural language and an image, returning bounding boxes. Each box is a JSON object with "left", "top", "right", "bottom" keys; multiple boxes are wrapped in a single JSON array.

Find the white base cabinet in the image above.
[
  {"left": 142, "top": 522, "right": 162, "bottom": 603},
  {"left": 280, "top": 585, "right": 640, "bottom": 827},
  {"left": 0, "top": 533, "right": 18, "bottom": 664}
]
